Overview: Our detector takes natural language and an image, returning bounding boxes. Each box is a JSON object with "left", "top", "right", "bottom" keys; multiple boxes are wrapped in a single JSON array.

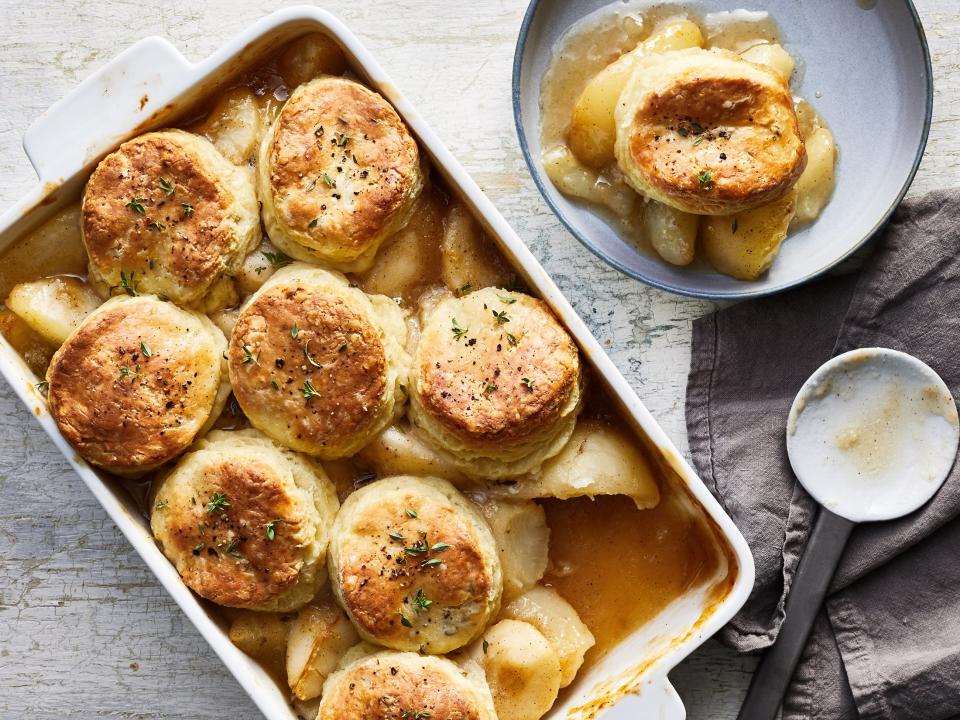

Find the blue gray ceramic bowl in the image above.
[{"left": 513, "top": 0, "right": 932, "bottom": 299}]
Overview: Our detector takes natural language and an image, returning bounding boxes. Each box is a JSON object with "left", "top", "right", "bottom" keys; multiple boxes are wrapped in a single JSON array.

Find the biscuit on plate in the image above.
[{"left": 615, "top": 47, "right": 806, "bottom": 215}]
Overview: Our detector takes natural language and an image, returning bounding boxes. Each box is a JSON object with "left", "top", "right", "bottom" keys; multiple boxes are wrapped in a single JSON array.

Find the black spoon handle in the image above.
[{"left": 737, "top": 508, "right": 856, "bottom": 720}]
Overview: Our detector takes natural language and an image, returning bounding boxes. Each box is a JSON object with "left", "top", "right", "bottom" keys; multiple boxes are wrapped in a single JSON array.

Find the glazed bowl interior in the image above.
[{"left": 513, "top": 0, "right": 932, "bottom": 299}]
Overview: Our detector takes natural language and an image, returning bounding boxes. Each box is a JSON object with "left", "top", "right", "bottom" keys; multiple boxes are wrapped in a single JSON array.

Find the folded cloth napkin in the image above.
[{"left": 686, "top": 190, "right": 960, "bottom": 720}]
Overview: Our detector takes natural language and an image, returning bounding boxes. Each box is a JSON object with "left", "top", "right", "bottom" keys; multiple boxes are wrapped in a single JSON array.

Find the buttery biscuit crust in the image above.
[
  {"left": 82, "top": 129, "right": 257, "bottom": 303},
  {"left": 161, "top": 457, "right": 308, "bottom": 607},
  {"left": 415, "top": 288, "right": 580, "bottom": 446},
  {"left": 318, "top": 652, "right": 496, "bottom": 720},
  {"left": 260, "top": 76, "right": 423, "bottom": 269},
  {"left": 329, "top": 476, "right": 502, "bottom": 654},
  {"left": 45, "top": 296, "right": 225, "bottom": 474},
  {"left": 227, "top": 265, "right": 409, "bottom": 459},
  {"left": 616, "top": 49, "right": 806, "bottom": 215},
  {"left": 150, "top": 430, "right": 339, "bottom": 611}
]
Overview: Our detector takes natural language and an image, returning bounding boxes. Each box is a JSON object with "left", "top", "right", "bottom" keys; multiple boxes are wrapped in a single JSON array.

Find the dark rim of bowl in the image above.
[{"left": 511, "top": 0, "right": 934, "bottom": 300}]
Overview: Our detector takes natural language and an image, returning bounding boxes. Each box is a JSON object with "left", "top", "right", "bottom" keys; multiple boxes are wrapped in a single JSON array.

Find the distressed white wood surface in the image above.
[{"left": 0, "top": 0, "right": 957, "bottom": 717}]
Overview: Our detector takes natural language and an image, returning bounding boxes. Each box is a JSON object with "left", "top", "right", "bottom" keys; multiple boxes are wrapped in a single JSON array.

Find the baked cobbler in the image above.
[
  {"left": 540, "top": 6, "right": 837, "bottom": 279},
  {"left": 0, "top": 30, "right": 733, "bottom": 720}
]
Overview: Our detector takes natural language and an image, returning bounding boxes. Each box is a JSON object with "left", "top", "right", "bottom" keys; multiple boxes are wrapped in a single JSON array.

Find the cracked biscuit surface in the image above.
[
  {"left": 151, "top": 429, "right": 339, "bottom": 611},
  {"left": 228, "top": 263, "right": 409, "bottom": 459},
  {"left": 409, "top": 286, "right": 582, "bottom": 479},
  {"left": 328, "top": 475, "right": 502, "bottom": 654},
  {"left": 317, "top": 649, "right": 497, "bottom": 720},
  {"left": 615, "top": 48, "right": 806, "bottom": 215},
  {"left": 45, "top": 295, "right": 228, "bottom": 475},
  {"left": 258, "top": 76, "right": 424, "bottom": 271},
  {"left": 82, "top": 129, "right": 259, "bottom": 305}
]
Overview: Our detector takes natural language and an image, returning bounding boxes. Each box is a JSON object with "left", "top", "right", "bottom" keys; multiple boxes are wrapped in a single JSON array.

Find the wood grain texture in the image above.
[{"left": 0, "top": 0, "right": 957, "bottom": 717}]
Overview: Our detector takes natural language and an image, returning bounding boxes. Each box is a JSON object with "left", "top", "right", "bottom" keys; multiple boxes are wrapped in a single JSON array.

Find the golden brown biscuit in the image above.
[
  {"left": 45, "top": 295, "right": 227, "bottom": 475},
  {"left": 317, "top": 649, "right": 497, "bottom": 720},
  {"left": 409, "top": 287, "right": 582, "bottom": 479},
  {"left": 258, "top": 76, "right": 424, "bottom": 271},
  {"left": 228, "top": 264, "right": 409, "bottom": 459},
  {"left": 328, "top": 476, "right": 502, "bottom": 654},
  {"left": 151, "top": 429, "right": 339, "bottom": 611},
  {"left": 82, "top": 129, "right": 259, "bottom": 305},
  {"left": 615, "top": 48, "right": 806, "bottom": 215}
]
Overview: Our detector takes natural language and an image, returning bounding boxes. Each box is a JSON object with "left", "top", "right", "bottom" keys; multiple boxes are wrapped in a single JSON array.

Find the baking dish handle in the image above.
[
  {"left": 599, "top": 675, "right": 687, "bottom": 720},
  {"left": 22, "top": 36, "right": 194, "bottom": 183},
  {"left": 646, "top": 676, "right": 687, "bottom": 720}
]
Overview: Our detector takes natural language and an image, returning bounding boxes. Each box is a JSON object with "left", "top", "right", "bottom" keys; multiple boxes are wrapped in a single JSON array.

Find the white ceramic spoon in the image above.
[{"left": 738, "top": 347, "right": 960, "bottom": 720}]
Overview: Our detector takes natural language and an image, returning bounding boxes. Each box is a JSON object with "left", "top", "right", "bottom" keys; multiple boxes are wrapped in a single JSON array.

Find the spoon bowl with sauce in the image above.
[{"left": 738, "top": 347, "right": 959, "bottom": 719}]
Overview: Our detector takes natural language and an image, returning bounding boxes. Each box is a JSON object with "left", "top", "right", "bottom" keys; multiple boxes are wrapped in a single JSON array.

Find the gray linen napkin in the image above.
[{"left": 686, "top": 190, "right": 960, "bottom": 720}]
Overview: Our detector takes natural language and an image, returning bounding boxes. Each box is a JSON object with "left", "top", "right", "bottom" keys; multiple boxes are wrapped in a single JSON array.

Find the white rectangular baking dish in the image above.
[{"left": 0, "top": 7, "right": 754, "bottom": 719}]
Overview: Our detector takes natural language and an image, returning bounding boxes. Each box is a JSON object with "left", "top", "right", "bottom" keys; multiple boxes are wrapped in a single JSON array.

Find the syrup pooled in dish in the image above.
[
  {"left": 541, "top": 6, "right": 838, "bottom": 279},
  {"left": 0, "top": 31, "right": 735, "bottom": 719}
]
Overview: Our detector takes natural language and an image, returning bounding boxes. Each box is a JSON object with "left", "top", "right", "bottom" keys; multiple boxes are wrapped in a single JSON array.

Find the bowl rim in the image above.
[{"left": 511, "top": 0, "right": 934, "bottom": 300}]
